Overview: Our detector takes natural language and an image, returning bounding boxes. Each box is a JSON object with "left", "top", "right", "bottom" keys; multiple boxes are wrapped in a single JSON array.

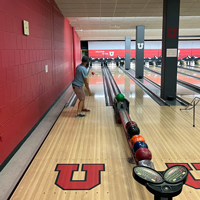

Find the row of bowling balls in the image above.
[{"left": 125, "top": 121, "right": 152, "bottom": 163}]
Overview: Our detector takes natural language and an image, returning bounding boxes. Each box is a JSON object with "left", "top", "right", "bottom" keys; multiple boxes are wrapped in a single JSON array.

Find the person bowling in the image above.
[{"left": 72, "top": 56, "right": 92, "bottom": 117}]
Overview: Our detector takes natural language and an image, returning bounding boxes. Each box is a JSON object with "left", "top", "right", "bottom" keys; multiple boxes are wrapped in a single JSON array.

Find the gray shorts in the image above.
[{"left": 72, "top": 85, "right": 85, "bottom": 101}]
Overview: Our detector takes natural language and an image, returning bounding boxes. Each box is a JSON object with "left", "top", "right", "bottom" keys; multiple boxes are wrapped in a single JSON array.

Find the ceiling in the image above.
[{"left": 55, "top": 0, "right": 200, "bottom": 40}]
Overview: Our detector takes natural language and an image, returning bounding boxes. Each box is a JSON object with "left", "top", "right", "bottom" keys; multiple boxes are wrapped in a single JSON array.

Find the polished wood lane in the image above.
[{"left": 11, "top": 64, "right": 200, "bottom": 200}]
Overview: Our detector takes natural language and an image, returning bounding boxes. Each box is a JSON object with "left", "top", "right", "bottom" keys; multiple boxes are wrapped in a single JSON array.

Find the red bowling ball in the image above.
[{"left": 135, "top": 148, "right": 152, "bottom": 162}]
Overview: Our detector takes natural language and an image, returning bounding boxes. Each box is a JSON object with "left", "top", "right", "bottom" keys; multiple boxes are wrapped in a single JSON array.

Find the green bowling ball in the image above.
[{"left": 116, "top": 93, "right": 124, "bottom": 101}]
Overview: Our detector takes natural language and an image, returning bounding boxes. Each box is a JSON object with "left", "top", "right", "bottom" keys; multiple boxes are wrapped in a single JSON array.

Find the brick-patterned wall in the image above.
[{"left": 0, "top": 0, "right": 80, "bottom": 165}]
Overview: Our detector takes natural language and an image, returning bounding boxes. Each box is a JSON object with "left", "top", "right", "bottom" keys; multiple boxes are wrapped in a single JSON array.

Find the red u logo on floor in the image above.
[{"left": 55, "top": 164, "right": 105, "bottom": 190}]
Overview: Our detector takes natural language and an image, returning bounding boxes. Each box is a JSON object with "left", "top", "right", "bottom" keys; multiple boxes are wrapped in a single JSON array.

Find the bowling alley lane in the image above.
[
  {"left": 10, "top": 100, "right": 155, "bottom": 199},
  {"left": 108, "top": 63, "right": 161, "bottom": 106},
  {"left": 129, "top": 64, "right": 200, "bottom": 101},
  {"left": 145, "top": 69, "right": 199, "bottom": 96},
  {"left": 154, "top": 65, "right": 200, "bottom": 77},
  {"left": 85, "top": 63, "right": 106, "bottom": 107},
  {"left": 108, "top": 64, "right": 200, "bottom": 158},
  {"left": 152, "top": 65, "right": 200, "bottom": 86},
  {"left": 142, "top": 66, "right": 200, "bottom": 101},
  {"left": 178, "top": 67, "right": 200, "bottom": 79},
  {"left": 10, "top": 63, "right": 200, "bottom": 200}
]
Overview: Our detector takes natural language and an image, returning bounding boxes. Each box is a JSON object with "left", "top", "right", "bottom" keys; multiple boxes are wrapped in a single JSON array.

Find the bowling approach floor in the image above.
[
  {"left": 10, "top": 63, "right": 200, "bottom": 200},
  {"left": 148, "top": 65, "right": 200, "bottom": 99}
]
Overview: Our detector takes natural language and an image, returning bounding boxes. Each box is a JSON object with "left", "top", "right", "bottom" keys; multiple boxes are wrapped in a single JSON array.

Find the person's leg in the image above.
[
  {"left": 82, "top": 100, "right": 90, "bottom": 112},
  {"left": 77, "top": 100, "right": 84, "bottom": 115},
  {"left": 73, "top": 86, "right": 85, "bottom": 117},
  {"left": 82, "top": 100, "right": 85, "bottom": 110},
  {"left": 81, "top": 87, "right": 90, "bottom": 112}
]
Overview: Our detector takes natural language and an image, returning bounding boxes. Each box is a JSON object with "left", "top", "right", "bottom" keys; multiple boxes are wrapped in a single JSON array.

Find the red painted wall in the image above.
[{"left": 0, "top": 0, "right": 80, "bottom": 166}]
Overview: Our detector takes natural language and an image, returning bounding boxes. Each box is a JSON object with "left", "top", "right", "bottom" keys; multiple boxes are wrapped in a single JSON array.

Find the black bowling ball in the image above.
[{"left": 127, "top": 125, "right": 140, "bottom": 138}]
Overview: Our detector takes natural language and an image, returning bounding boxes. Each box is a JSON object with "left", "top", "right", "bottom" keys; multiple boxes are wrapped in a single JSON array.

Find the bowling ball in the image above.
[
  {"left": 133, "top": 141, "right": 148, "bottom": 152},
  {"left": 135, "top": 148, "right": 152, "bottom": 162},
  {"left": 131, "top": 135, "right": 145, "bottom": 146},
  {"left": 127, "top": 125, "right": 140, "bottom": 138},
  {"left": 92, "top": 72, "right": 95, "bottom": 75},
  {"left": 116, "top": 93, "right": 124, "bottom": 101},
  {"left": 125, "top": 121, "right": 137, "bottom": 130}
]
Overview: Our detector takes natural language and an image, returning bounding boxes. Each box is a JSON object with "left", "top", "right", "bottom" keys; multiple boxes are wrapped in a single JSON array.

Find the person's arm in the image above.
[{"left": 84, "top": 78, "right": 92, "bottom": 96}]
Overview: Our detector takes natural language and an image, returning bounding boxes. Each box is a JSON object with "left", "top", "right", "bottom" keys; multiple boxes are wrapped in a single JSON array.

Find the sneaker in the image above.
[
  {"left": 75, "top": 114, "right": 85, "bottom": 117},
  {"left": 82, "top": 108, "right": 90, "bottom": 112}
]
